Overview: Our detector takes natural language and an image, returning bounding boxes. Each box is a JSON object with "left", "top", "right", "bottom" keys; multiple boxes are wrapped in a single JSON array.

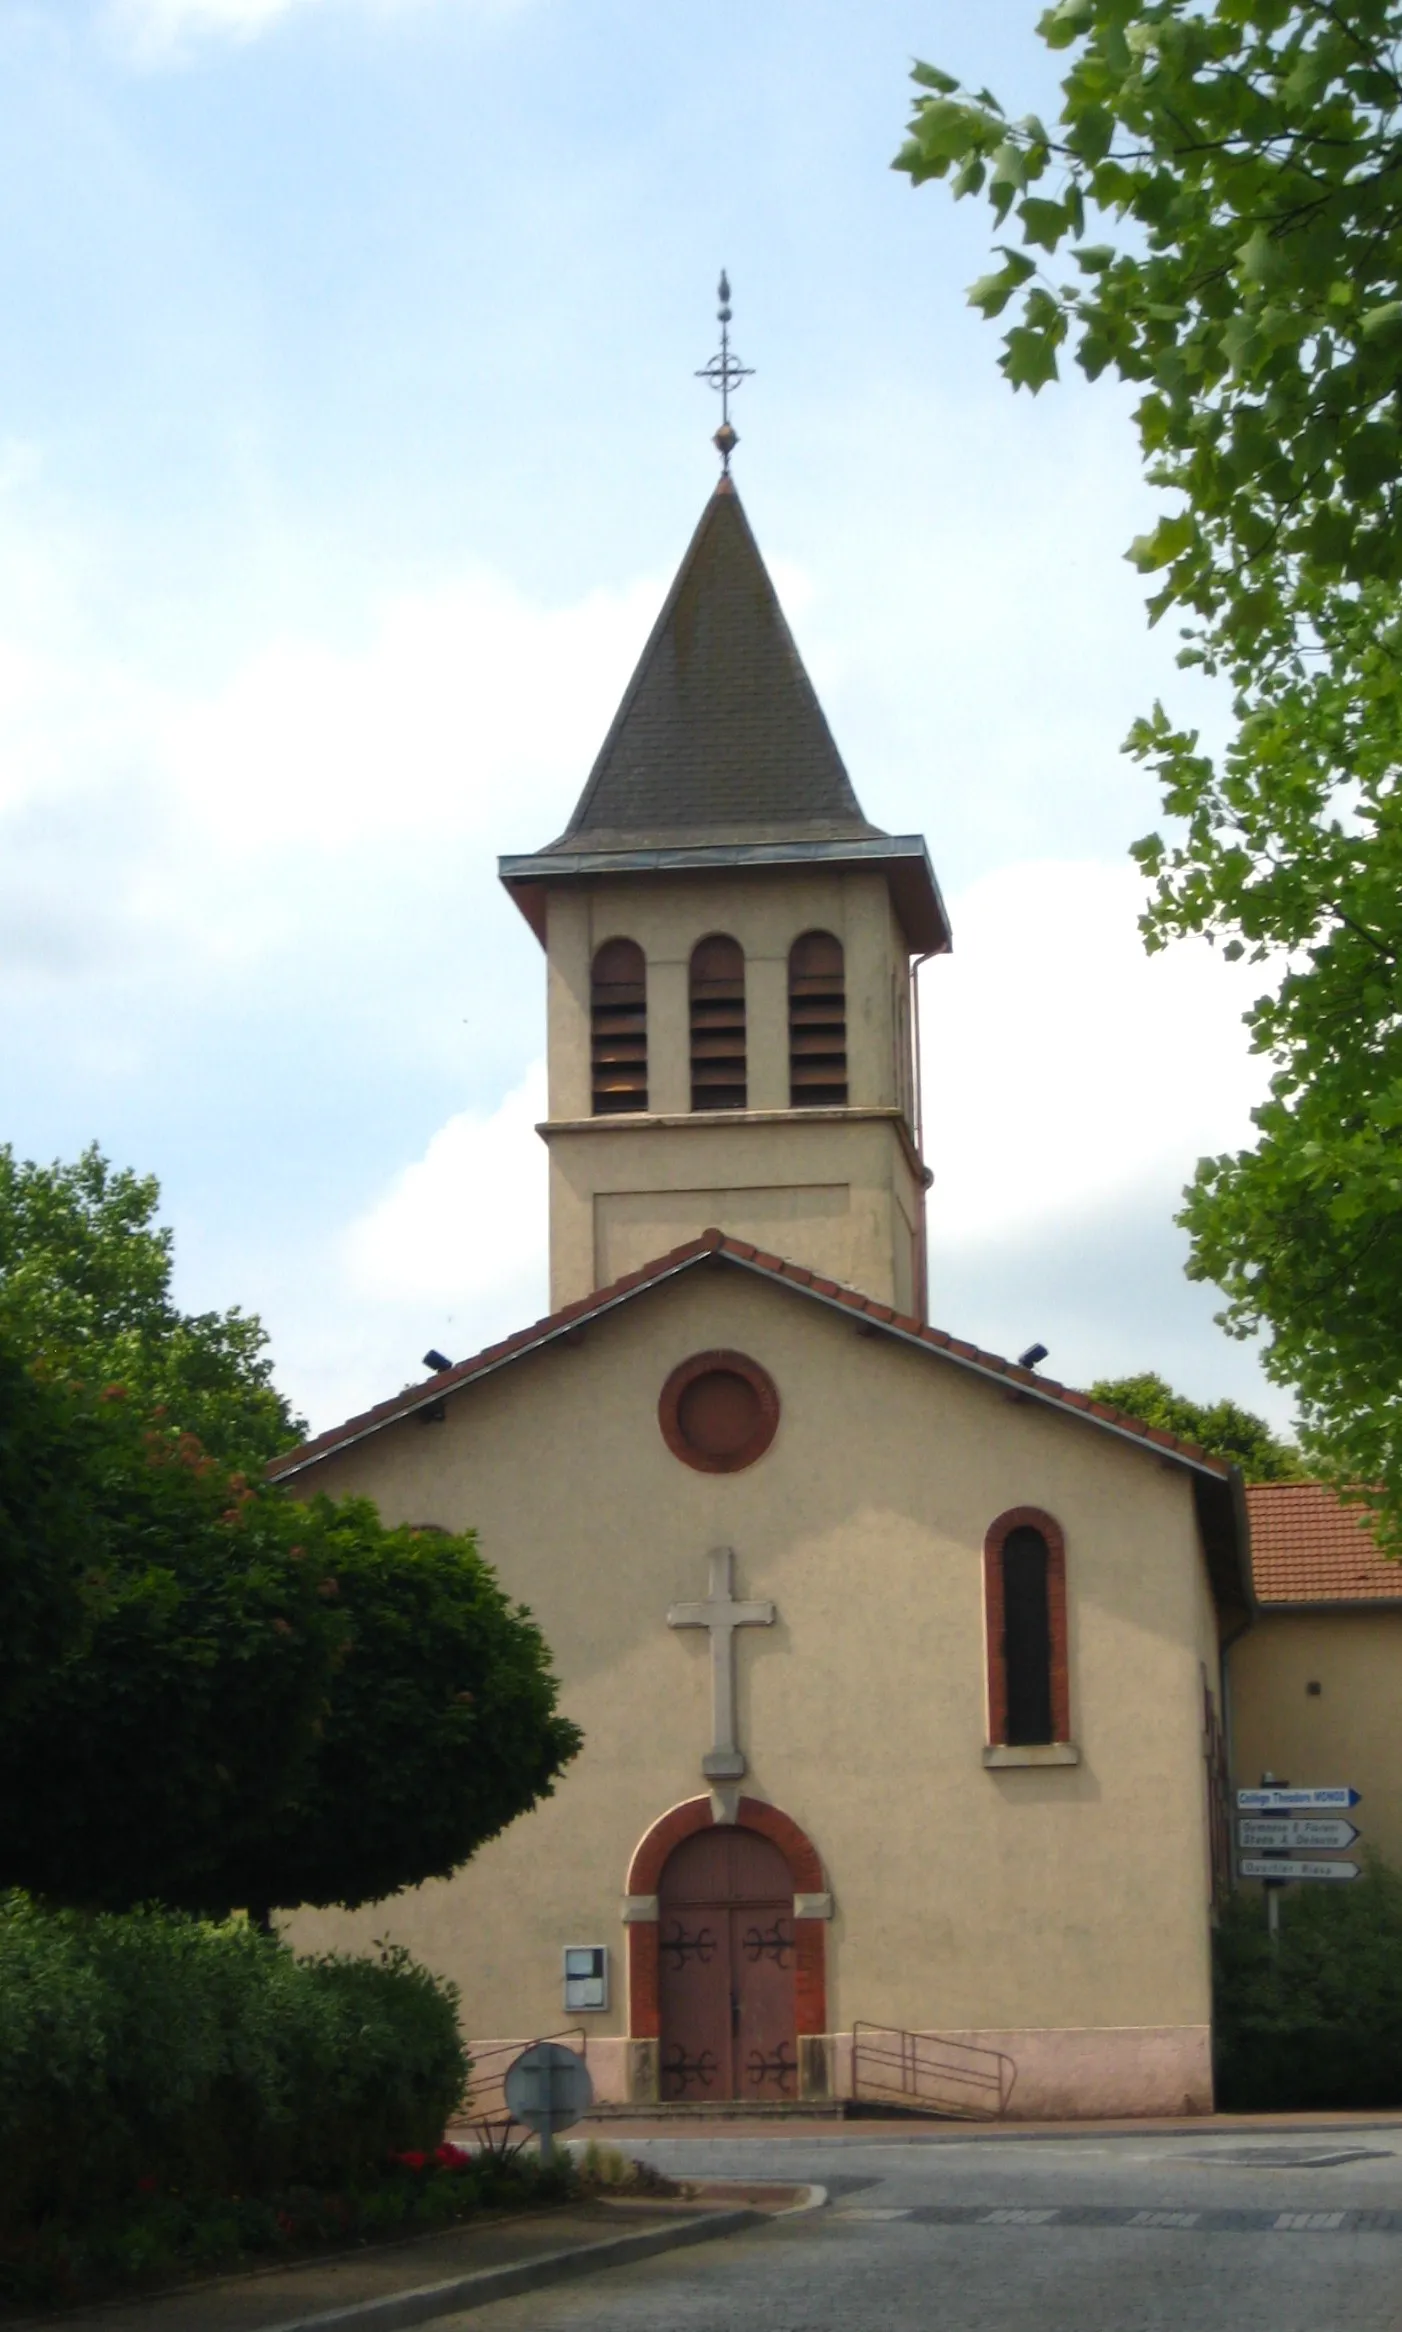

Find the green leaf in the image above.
[
  {"left": 1127, "top": 509, "right": 1196, "bottom": 573},
  {"left": 1037, "top": 0, "right": 1095, "bottom": 47},
  {"left": 967, "top": 246, "right": 1037, "bottom": 317},
  {"left": 1074, "top": 243, "right": 1116, "bottom": 273},
  {"left": 1001, "top": 325, "right": 1060, "bottom": 391},
  {"left": 911, "top": 60, "right": 961, "bottom": 94},
  {"left": 1018, "top": 195, "right": 1071, "bottom": 251},
  {"left": 989, "top": 140, "right": 1029, "bottom": 195}
]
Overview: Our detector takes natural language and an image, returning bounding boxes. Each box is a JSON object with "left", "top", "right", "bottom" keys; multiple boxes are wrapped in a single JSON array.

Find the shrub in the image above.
[
  {"left": 0, "top": 1897, "right": 467, "bottom": 2229},
  {"left": 1214, "top": 1855, "right": 1402, "bottom": 2109}
]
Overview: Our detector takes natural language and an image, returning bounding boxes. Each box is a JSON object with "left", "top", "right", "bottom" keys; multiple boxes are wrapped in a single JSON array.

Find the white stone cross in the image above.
[{"left": 667, "top": 1546, "right": 775, "bottom": 1781}]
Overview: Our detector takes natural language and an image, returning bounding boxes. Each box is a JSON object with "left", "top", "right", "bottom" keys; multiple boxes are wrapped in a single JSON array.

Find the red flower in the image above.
[
  {"left": 434, "top": 2142, "right": 469, "bottom": 2168},
  {"left": 395, "top": 2151, "right": 427, "bottom": 2171},
  {"left": 137, "top": 2175, "right": 158, "bottom": 2194}
]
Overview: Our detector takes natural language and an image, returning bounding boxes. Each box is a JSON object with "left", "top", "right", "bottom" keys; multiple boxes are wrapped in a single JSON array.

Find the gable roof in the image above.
[
  {"left": 1246, "top": 1482, "right": 1402, "bottom": 1607},
  {"left": 498, "top": 482, "right": 951, "bottom": 953},
  {"left": 268, "top": 1228, "right": 1247, "bottom": 1605}
]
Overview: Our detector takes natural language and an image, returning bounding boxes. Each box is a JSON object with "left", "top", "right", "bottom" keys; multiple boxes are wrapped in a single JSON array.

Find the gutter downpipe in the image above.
[{"left": 910, "top": 950, "right": 936, "bottom": 1323}]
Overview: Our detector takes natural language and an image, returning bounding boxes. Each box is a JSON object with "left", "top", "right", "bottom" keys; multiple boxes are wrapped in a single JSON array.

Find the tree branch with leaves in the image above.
[{"left": 898, "top": 0, "right": 1402, "bottom": 1545}]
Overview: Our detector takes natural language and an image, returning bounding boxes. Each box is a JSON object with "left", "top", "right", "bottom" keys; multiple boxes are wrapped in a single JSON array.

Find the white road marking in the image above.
[
  {"left": 1274, "top": 2212, "right": 1346, "bottom": 2231},
  {"left": 833, "top": 2207, "right": 914, "bottom": 2220},
  {"left": 979, "top": 2208, "right": 1059, "bottom": 2225},
  {"left": 1128, "top": 2210, "right": 1201, "bottom": 2228}
]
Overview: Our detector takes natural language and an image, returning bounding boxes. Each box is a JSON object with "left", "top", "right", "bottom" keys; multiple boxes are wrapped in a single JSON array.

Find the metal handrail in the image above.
[{"left": 851, "top": 2021, "right": 1016, "bottom": 2120}]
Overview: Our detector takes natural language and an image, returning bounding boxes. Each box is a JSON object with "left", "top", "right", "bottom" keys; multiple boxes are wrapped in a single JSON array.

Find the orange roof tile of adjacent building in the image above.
[
  {"left": 267, "top": 1227, "right": 1232, "bottom": 1486},
  {"left": 1246, "top": 1482, "right": 1402, "bottom": 1606}
]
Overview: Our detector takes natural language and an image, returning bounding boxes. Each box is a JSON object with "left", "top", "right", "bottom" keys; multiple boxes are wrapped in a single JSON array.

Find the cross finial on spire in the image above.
[{"left": 694, "top": 269, "right": 754, "bottom": 474}]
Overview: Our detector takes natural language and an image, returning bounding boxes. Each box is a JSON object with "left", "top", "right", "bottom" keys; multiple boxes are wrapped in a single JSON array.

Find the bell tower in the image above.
[
  {"left": 499, "top": 290, "right": 949, "bottom": 1315},
  {"left": 500, "top": 476, "right": 950, "bottom": 1317}
]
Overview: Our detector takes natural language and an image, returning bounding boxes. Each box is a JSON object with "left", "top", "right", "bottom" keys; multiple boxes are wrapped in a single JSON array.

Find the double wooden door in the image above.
[{"left": 657, "top": 1826, "right": 797, "bottom": 2102}]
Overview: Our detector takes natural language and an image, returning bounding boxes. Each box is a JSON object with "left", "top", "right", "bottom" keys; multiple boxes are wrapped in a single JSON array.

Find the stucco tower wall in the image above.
[{"left": 542, "top": 872, "right": 925, "bottom": 1311}]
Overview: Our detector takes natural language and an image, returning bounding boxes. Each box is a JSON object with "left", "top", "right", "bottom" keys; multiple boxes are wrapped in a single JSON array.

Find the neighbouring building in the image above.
[{"left": 1229, "top": 1483, "right": 1402, "bottom": 1868}]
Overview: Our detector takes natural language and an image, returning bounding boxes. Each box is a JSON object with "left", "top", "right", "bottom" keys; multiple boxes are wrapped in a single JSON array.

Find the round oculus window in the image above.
[{"left": 658, "top": 1350, "right": 780, "bottom": 1474}]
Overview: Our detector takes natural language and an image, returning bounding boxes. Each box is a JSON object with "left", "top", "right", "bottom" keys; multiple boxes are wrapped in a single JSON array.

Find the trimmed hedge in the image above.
[
  {"left": 1214, "top": 1854, "right": 1402, "bottom": 2109},
  {"left": 0, "top": 1896, "right": 467, "bottom": 2228}
]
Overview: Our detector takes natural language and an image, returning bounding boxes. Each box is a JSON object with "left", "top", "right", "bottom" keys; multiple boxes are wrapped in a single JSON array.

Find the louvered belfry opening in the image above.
[
  {"left": 590, "top": 938, "right": 648, "bottom": 1115},
  {"left": 788, "top": 930, "right": 847, "bottom": 1106},
  {"left": 689, "top": 935, "right": 747, "bottom": 1111}
]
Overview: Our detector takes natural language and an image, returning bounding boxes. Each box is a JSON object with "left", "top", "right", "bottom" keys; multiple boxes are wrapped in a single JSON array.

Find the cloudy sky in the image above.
[{"left": 0, "top": 0, "right": 1286, "bottom": 1437}]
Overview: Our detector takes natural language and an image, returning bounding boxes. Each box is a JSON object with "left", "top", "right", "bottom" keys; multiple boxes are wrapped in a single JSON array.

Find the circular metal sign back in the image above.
[{"left": 503, "top": 2040, "right": 593, "bottom": 2136}]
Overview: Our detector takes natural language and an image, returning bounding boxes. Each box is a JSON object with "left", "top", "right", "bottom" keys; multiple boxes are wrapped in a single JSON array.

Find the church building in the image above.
[{"left": 277, "top": 464, "right": 1253, "bottom": 2120}]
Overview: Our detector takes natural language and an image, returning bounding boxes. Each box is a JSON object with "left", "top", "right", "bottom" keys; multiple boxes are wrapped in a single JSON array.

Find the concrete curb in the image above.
[{"left": 260, "top": 2193, "right": 812, "bottom": 2332}]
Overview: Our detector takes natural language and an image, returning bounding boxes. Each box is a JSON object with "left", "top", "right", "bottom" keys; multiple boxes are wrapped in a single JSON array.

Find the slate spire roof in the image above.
[
  {"left": 499, "top": 475, "right": 951, "bottom": 953},
  {"left": 545, "top": 477, "right": 880, "bottom": 854}
]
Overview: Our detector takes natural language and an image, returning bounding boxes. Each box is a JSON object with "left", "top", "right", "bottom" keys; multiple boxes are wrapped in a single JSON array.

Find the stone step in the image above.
[{"left": 579, "top": 2097, "right": 854, "bottom": 2122}]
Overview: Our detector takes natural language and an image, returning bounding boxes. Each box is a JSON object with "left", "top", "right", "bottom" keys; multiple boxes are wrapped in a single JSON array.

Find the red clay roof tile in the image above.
[{"left": 1246, "top": 1482, "right": 1402, "bottom": 1605}]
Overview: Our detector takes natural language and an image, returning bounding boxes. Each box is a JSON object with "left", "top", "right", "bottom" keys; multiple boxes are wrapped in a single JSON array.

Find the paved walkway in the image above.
[{"left": 14, "top": 2192, "right": 783, "bottom": 2332}]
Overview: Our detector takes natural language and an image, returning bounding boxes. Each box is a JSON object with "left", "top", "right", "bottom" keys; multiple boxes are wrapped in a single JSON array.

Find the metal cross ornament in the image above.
[{"left": 695, "top": 271, "right": 754, "bottom": 473}]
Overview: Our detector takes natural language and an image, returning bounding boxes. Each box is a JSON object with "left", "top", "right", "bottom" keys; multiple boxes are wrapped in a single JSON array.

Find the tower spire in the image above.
[{"left": 694, "top": 270, "right": 754, "bottom": 474}]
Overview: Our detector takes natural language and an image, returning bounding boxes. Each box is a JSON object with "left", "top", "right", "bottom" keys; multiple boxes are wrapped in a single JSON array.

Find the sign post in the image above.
[
  {"left": 503, "top": 2040, "right": 593, "bottom": 2167},
  {"left": 1235, "top": 1777, "right": 1362, "bottom": 1937}
]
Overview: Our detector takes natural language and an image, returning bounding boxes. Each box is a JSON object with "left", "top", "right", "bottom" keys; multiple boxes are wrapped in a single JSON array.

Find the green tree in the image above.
[
  {"left": 0, "top": 1363, "right": 342, "bottom": 1914},
  {"left": 896, "top": 3, "right": 1402, "bottom": 1544},
  {"left": 0, "top": 1354, "right": 97, "bottom": 1716},
  {"left": 1088, "top": 1370, "right": 1304, "bottom": 1476},
  {"left": 0, "top": 1145, "right": 302, "bottom": 1467},
  {"left": 0, "top": 1361, "right": 583, "bottom": 1918},
  {"left": 222, "top": 1508, "right": 586, "bottom": 1916}
]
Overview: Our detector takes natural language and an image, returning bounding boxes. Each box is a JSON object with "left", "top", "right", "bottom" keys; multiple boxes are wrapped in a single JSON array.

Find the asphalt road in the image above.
[{"left": 446, "top": 2126, "right": 1402, "bottom": 2331}]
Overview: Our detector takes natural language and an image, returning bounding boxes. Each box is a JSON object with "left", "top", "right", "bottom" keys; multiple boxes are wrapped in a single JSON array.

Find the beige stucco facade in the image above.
[
  {"left": 1229, "top": 1610, "right": 1402, "bottom": 1867},
  {"left": 541, "top": 870, "right": 926, "bottom": 1312},
  {"left": 286, "top": 1260, "right": 1223, "bottom": 2117}
]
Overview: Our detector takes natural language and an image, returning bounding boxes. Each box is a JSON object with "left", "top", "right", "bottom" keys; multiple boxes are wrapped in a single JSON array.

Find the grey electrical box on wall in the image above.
[{"left": 562, "top": 1946, "right": 608, "bottom": 2011}]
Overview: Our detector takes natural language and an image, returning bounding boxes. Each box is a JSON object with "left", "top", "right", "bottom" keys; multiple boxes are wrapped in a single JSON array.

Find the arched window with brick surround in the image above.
[
  {"left": 689, "top": 935, "right": 747, "bottom": 1110},
  {"left": 788, "top": 931, "right": 847, "bottom": 1106},
  {"left": 983, "top": 1507, "right": 1070, "bottom": 1747},
  {"left": 591, "top": 938, "right": 648, "bottom": 1115}
]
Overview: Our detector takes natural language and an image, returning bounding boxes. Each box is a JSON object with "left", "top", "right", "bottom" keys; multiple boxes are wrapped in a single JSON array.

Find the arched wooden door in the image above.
[{"left": 657, "top": 1826, "right": 796, "bottom": 2102}]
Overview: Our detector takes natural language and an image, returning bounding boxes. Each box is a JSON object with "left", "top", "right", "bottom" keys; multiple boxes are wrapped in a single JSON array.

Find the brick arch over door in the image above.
[{"left": 625, "top": 1795, "right": 827, "bottom": 2040}]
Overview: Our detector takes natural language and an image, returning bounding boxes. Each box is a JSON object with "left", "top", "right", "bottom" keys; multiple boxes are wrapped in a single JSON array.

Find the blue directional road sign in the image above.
[
  {"left": 1236, "top": 1786, "right": 1361, "bottom": 1811},
  {"left": 1237, "top": 1818, "right": 1359, "bottom": 1851},
  {"left": 1239, "top": 1857, "right": 1359, "bottom": 1883}
]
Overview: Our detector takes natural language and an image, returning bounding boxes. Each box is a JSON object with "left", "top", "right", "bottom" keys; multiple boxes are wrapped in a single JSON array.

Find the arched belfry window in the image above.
[
  {"left": 788, "top": 932, "right": 847, "bottom": 1106},
  {"left": 591, "top": 938, "right": 648, "bottom": 1115},
  {"left": 690, "top": 936, "right": 747, "bottom": 1111},
  {"left": 983, "top": 1507, "right": 1070, "bottom": 1748}
]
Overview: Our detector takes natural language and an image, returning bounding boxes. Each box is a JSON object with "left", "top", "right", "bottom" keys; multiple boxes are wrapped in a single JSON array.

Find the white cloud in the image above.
[
  {"left": 926, "top": 858, "right": 1266, "bottom": 1246},
  {"left": 345, "top": 1057, "right": 548, "bottom": 1317},
  {"left": 161, "top": 570, "right": 658, "bottom": 859},
  {"left": 107, "top": 0, "right": 522, "bottom": 62}
]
